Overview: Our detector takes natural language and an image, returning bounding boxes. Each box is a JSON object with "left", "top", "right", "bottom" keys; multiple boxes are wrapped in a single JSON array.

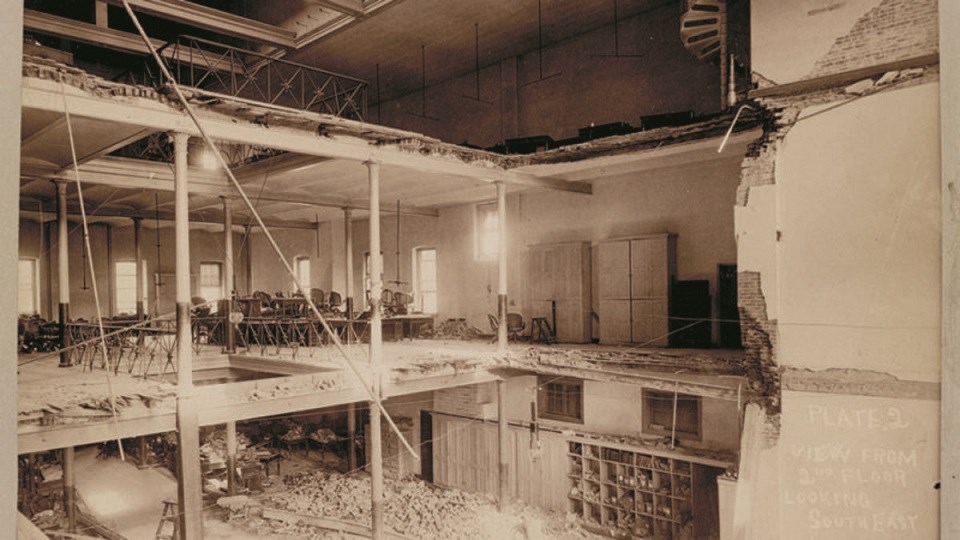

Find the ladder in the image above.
[{"left": 155, "top": 498, "right": 179, "bottom": 540}]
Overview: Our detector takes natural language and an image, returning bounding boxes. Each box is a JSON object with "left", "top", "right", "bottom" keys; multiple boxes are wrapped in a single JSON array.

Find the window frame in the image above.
[
  {"left": 114, "top": 260, "right": 148, "bottom": 315},
  {"left": 18, "top": 258, "right": 39, "bottom": 316},
  {"left": 294, "top": 256, "right": 311, "bottom": 291},
  {"left": 474, "top": 202, "right": 499, "bottom": 261},
  {"left": 642, "top": 388, "right": 702, "bottom": 441},
  {"left": 198, "top": 261, "right": 224, "bottom": 305},
  {"left": 413, "top": 247, "right": 437, "bottom": 314},
  {"left": 537, "top": 376, "right": 584, "bottom": 424}
]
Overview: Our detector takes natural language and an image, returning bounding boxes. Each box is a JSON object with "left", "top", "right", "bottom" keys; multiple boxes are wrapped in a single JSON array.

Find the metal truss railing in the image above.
[
  {"left": 118, "top": 35, "right": 368, "bottom": 121},
  {"left": 235, "top": 317, "right": 365, "bottom": 359}
]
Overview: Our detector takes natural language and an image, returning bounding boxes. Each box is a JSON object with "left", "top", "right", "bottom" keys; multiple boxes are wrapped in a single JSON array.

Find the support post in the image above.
[
  {"left": 366, "top": 162, "right": 384, "bottom": 540},
  {"left": 222, "top": 197, "right": 235, "bottom": 354},
  {"left": 133, "top": 217, "right": 144, "bottom": 320},
  {"left": 347, "top": 402, "right": 357, "bottom": 472},
  {"left": 497, "top": 379, "right": 509, "bottom": 512},
  {"left": 344, "top": 207, "right": 354, "bottom": 322},
  {"left": 173, "top": 133, "right": 203, "bottom": 539},
  {"left": 63, "top": 446, "right": 76, "bottom": 532},
  {"left": 496, "top": 182, "right": 508, "bottom": 351},
  {"left": 226, "top": 420, "right": 237, "bottom": 496},
  {"left": 56, "top": 181, "right": 71, "bottom": 367}
]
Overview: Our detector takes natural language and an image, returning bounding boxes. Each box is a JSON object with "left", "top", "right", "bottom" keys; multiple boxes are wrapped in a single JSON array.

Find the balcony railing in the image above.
[{"left": 117, "top": 35, "right": 368, "bottom": 121}]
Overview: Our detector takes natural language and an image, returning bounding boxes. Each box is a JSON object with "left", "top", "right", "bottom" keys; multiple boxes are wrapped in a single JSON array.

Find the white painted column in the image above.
[
  {"left": 497, "top": 379, "right": 509, "bottom": 511},
  {"left": 367, "top": 162, "right": 384, "bottom": 540},
  {"left": 172, "top": 132, "right": 203, "bottom": 539},
  {"left": 496, "top": 182, "right": 508, "bottom": 351},
  {"left": 133, "top": 218, "right": 144, "bottom": 320},
  {"left": 344, "top": 208, "right": 355, "bottom": 321},
  {"left": 56, "top": 181, "right": 72, "bottom": 367},
  {"left": 222, "top": 197, "right": 235, "bottom": 353}
]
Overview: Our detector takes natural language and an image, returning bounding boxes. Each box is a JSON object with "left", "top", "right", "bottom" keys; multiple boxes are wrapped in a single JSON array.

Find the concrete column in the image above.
[
  {"left": 222, "top": 197, "right": 236, "bottom": 353},
  {"left": 133, "top": 218, "right": 144, "bottom": 320},
  {"left": 347, "top": 402, "right": 357, "bottom": 472},
  {"left": 367, "top": 162, "right": 384, "bottom": 540},
  {"left": 172, "top": 132, "right": 203, "bottom": 539},
  {"left": 56, "top": 181, "right": 71, "bottom": 367},
  {"left": 226, "top": 420, "right": 237, "bottom": 496},
  {"left": 63, "top": 446, "right": 76, "bottom": 532},
  {"left": 344, "top": 208, "right": 355, "bottom": 321},
  {"left": 496, "top": 182, "right": 508, "bottom": 351},
  {"left": 497, "top": 379, "right": 509, "bottom": 511}
]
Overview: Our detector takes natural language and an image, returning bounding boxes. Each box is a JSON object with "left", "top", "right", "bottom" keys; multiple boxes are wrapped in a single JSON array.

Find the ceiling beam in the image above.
[
  {"left": 294, "top": 0, "right": 403, "bottom": 49},
  {"left": 23, "top": 76, "right": 592, "bottom": 195},
  {"left": 307, "top": 0, "right": 365, "bottom": 17},
  {"left": 101, "top": 0, "right": 296, "bottom": 48},
  {"left": 23, "top": 10, "right": 244, "bottom": 74}
]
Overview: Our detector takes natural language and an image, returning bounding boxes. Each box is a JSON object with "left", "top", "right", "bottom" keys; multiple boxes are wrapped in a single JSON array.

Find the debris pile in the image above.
[
  {"left": 421, "top": 319, "right": 485, "bottom": 341},
  {"left": 267, "top": 471, "right": 487, "bottom": 538}
]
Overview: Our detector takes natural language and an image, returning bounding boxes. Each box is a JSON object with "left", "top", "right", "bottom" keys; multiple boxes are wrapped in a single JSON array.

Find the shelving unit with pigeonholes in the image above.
[{"left": 566, "top": 438, "right": 727, "bottom": 539}]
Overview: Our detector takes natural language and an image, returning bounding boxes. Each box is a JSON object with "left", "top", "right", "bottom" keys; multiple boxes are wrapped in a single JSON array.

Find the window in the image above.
[
  {"left": 199, "top": 262, "right": 223, "bottom": 305},
  {"left": 475, "top": 203, "right": 498, "bottom": 260},
  {"left": 115, "top": 261, "right": 147, "bottom": 315},
  {"left": 537, "top": 376, "right": 583, "bottom": 423},
  {"left": 415, "top": 248, "right": 437, "bottom": 313},
  {"left": 294, "top": 256, "right": 311, "bottom": 291},
  {"left": 18, "top": 259, "right": 38, "bottom": 316},
  {"left": 642, "top": 389, "right": 701, "bottom": 440}
]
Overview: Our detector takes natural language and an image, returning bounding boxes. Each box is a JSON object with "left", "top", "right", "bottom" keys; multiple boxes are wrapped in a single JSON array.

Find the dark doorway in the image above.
[
  {"left": 420, "top": 410, "right": 434, "bottom": 482},
  {"left": 717, "top": 264, "right": 742, "bottom": 348}
]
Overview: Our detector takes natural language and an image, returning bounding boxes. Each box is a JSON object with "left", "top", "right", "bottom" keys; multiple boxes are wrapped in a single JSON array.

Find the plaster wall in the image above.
[
  {"left": 248, "top": 225, "right": 334, "bottom": 297},
  {"left": 19, "top": 219, "right": 249, "bottom": 320},
  {"left": 436, "top": 156, "right": 742, "bottom": 339},
  {"left": 775, "top": 82, "right": 940, "bottom": 382}
]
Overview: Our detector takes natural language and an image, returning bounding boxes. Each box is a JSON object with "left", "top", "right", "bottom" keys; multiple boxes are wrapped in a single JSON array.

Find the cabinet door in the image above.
[
  {"left": 631, "top": 237, "right": 669, "bottom": 299},
  {"left": 598, "top": 241, "right": 630, "bottom": 299},
  {"left": 599, "top": 299, "right": 631, "bottom": 343},
  {"left": 555, "top": 299, "right": 587, "bottom": 343},
  {"left": 631, "top": 299, "right": 669, "bottom": 346}
]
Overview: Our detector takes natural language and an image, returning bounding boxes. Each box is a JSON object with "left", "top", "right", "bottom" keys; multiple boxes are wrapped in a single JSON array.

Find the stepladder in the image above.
[{"left": 155, "top": 498, "right": 178, "bottom": 540}]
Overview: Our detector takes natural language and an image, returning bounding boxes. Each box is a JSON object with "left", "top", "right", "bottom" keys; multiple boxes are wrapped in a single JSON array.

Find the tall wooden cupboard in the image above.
[
  {"left": 525, "top": 241, "right": 592, "bottom": 343},
  {"left": 597, "top": 234, "right": 676, "bottom": 346}
]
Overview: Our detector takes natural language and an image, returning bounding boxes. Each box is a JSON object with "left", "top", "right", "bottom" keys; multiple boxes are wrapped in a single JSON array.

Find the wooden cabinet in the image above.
[
  {"left": 525, "top": 241, "right": 592, "bottom": 343},
  {"left": 566, "top": 439, "right": 724, "bottom": 539},
  {"left": 597, "top": 234, "right": 676, "bottom": 346}
]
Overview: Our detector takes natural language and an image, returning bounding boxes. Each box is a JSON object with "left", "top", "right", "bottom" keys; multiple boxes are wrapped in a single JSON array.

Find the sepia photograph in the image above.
[{"left": 2, "top": 0, "right": 956, "bottom": 538}]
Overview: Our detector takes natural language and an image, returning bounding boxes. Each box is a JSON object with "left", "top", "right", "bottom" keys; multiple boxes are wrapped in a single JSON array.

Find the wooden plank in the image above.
[{"left": 261, "top": 508, "right": 410, "bottom": 539}]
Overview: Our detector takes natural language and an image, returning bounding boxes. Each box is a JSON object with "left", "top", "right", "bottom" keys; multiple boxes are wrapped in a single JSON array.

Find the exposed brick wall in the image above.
[
  {"left": 809, "top": 0, "right": 939, "bottom": 78},
  {"left": 736, "top": 107, "right": 797, "bottom": 207},
  {"left": 737, "top": 271, "right": 781, "bottom": 414},
  {"left": 433, "top": 384, "right": 489, "bottom": 418}
]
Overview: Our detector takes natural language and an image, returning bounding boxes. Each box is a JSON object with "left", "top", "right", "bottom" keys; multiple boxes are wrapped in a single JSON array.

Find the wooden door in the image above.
[
  {"left": 631, "top": 299, "right": 669, "bottom": 346},
  {"left": 630, "top": 237, "right": 669, "bottom": 299},
  {"left": 598, "top": 240, "right": 630, "bottom": 300},
  {"left": 600, "top": 299, "right": 631, "bottom": 343},
  {"left": 420, "top": 411, "right": 434, "bottom": 482}
]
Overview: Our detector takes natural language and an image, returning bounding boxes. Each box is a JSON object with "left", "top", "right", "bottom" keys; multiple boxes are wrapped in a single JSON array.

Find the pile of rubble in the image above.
[
  {"left": 421, "top": 319, "right": 485, "bottom": 341},
  {"left": 266, "top": 471, "right": 485, "bottom": 538}
]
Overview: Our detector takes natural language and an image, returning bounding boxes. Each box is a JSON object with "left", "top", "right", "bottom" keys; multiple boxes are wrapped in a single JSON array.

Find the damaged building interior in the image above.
[{"left": 4, "top": 0, "right": 954, "bottom": 538}]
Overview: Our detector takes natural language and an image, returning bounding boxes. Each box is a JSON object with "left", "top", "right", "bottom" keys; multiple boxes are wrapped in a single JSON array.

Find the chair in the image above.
[
  {"left": 252, "top": 291, "right": 274, "bottom": 316},
  {"left": 394, "top": 291, "right": 413, "bottom": 315},
  {"left": 190, "top": 296, "right": 211, "bottom": 317},
  {"left": 488, "top": 313, "right": 526, "bottom": 342},
  {"left": 327, "top": 291, "right": 343, "bottom": 314},
  {"left": 309, "top": 288, "right": 326, "bottom": 309}
]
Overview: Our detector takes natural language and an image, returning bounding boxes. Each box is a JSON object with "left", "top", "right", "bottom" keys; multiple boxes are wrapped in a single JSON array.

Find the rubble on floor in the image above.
[
  {"left": 518, "top": 346, "right": 746, "bottom": 376},
  {"left": 252, "top": 470, "right": 599, "bottom": 539},
  {"left": 421, "top": 318, "right": 485, "bottom": 341}
]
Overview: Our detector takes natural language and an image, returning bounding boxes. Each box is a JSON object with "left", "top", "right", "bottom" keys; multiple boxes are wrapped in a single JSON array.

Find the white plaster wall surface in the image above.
[
  {"left": 734, "top": 184, "right": 780, "bottom": 320},
  {"left": 774, "top": 391, "right": 938, "bottom": 539},
  {"left": 751, "top": 0, "right": 883, "bottom": 84},
  {"left": 775, "top": 82, "right": 941, "bottom": 382},
  {"left": 438, "top": 157, "right": 741, "bottom": 332}
]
